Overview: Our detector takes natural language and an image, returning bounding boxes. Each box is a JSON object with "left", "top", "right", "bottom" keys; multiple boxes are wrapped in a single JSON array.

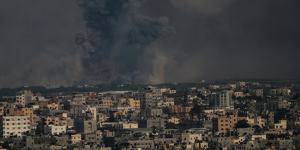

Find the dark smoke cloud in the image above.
[
  {"left": 0, "top": 0, "right": 299, "bottom": 87},
  {"left": 77, "top": 0, "right": 174, "bottom": 84},
  {"left": 0, "top": 0, "right": 85, "bottom": 87},
  {"left": 79, "top": 0, "right": 300, "bottom": 84},
  {"left": 162, "top": 0, "right": 300, "bottom": 82},
  {"left": 170, "top": 0, "right": 236, "bottom": 15}
]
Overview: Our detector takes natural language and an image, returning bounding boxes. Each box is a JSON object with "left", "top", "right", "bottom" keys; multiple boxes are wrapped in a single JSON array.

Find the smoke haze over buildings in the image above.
[{"left": 0, "top": 0, "right": 299, "bottom": 87}]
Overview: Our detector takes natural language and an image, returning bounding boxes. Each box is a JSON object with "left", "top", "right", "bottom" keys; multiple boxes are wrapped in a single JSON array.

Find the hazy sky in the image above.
[{"left": 0, "top": 0, "right": 299, "bottom": 87}]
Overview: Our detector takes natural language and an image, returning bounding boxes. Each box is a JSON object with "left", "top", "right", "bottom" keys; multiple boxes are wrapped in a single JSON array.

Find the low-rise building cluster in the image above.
[{"left": 0, "top": 81, "right": 300, "bottom": 149}]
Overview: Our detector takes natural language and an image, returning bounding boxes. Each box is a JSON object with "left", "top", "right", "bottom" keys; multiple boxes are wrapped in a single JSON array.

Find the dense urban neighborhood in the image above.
[{"left": 0, "top": 81, "right": 300, "bottom": 150}]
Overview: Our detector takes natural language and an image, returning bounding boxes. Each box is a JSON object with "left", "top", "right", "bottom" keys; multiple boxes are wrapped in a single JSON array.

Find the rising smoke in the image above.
[
  {"left": 76, "top": 0, "right": 175, "bottom": 84},
  {"left": 0, "top": 0, "right": 299, "bottom": 87},
  {"left": 78, "top": 0, "right": 300, "bottom": 85}
]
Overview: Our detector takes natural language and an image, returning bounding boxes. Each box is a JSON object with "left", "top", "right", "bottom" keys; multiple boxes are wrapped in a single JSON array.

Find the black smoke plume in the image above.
[{"left": 77, "top": 0, "right": 174, "bottom": 84}]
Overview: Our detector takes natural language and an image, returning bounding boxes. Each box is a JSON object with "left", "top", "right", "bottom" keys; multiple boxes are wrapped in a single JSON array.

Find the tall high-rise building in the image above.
[{"left": 209, "top": 90, "right": 233, "bottom": 109}]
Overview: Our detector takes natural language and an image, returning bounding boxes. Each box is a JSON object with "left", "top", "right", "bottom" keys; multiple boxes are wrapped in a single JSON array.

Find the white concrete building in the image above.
[
  {"left": 71, "top": 134, "right": 81, "bottom": 144},
  {"left": 181, "top": 132, "right": 202, "bottom": 144},
  {"left": 47, "top": 125, "right": 66, "bottom": 135},
  {"left": 122, "top": 122, "right": 139, "bottom": 129},
  {"left": 2, "top": 116, "right": 31, "bottom": 137}
]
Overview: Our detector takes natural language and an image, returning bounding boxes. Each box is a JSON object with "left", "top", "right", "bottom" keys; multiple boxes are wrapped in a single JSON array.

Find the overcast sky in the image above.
[{"left": 0, "top": 0, "right": 299, "bottom": 87}]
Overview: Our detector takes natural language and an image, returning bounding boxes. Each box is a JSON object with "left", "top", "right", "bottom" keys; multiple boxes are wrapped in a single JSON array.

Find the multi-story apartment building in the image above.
[
  {"left": 70, "top": 134, "right": 81, "bottom": 144},
  {"left": 209, "top": 90, "right": 233, "bottom": 109},
  {"left": 46, "top": 125, "right": 66, "bottom": 135},
  {"left": 128, "top": 98, "right": 140, "bottom": 109},
  {"left": 213, "top": 113, "right": 238, "bottom": 134},
  {"left": 170, "top": 105, "right": 192, "bottom": 113},
  {"left": 47, "top": 102, "right": 60, "bottom": 110},
  {"left": 14, "top": 107, "right": 35, "bottom": 125},
  {"left": 99, "top": 99, "right": 113, "bottom": 108},
  {"left": 75, "top": 119, "right": 97, "bottom": 134},
  {"left": 0, "top": 104, "right": 5, "bottom": 116},
  {"left": 45, "top": 116, "right": 73, "bottom": 128},
  {"left": 15, "top": 90, "right": 33, "bottom": 107},
  {"left": 89, "top": 107, "right": 97, "bottom": 121},
  {"left": 1, "top": 116, "right": 31, "bottom": 137},
  {"left": 181, "top": 132, "right": 202, "bottom": 144}
]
